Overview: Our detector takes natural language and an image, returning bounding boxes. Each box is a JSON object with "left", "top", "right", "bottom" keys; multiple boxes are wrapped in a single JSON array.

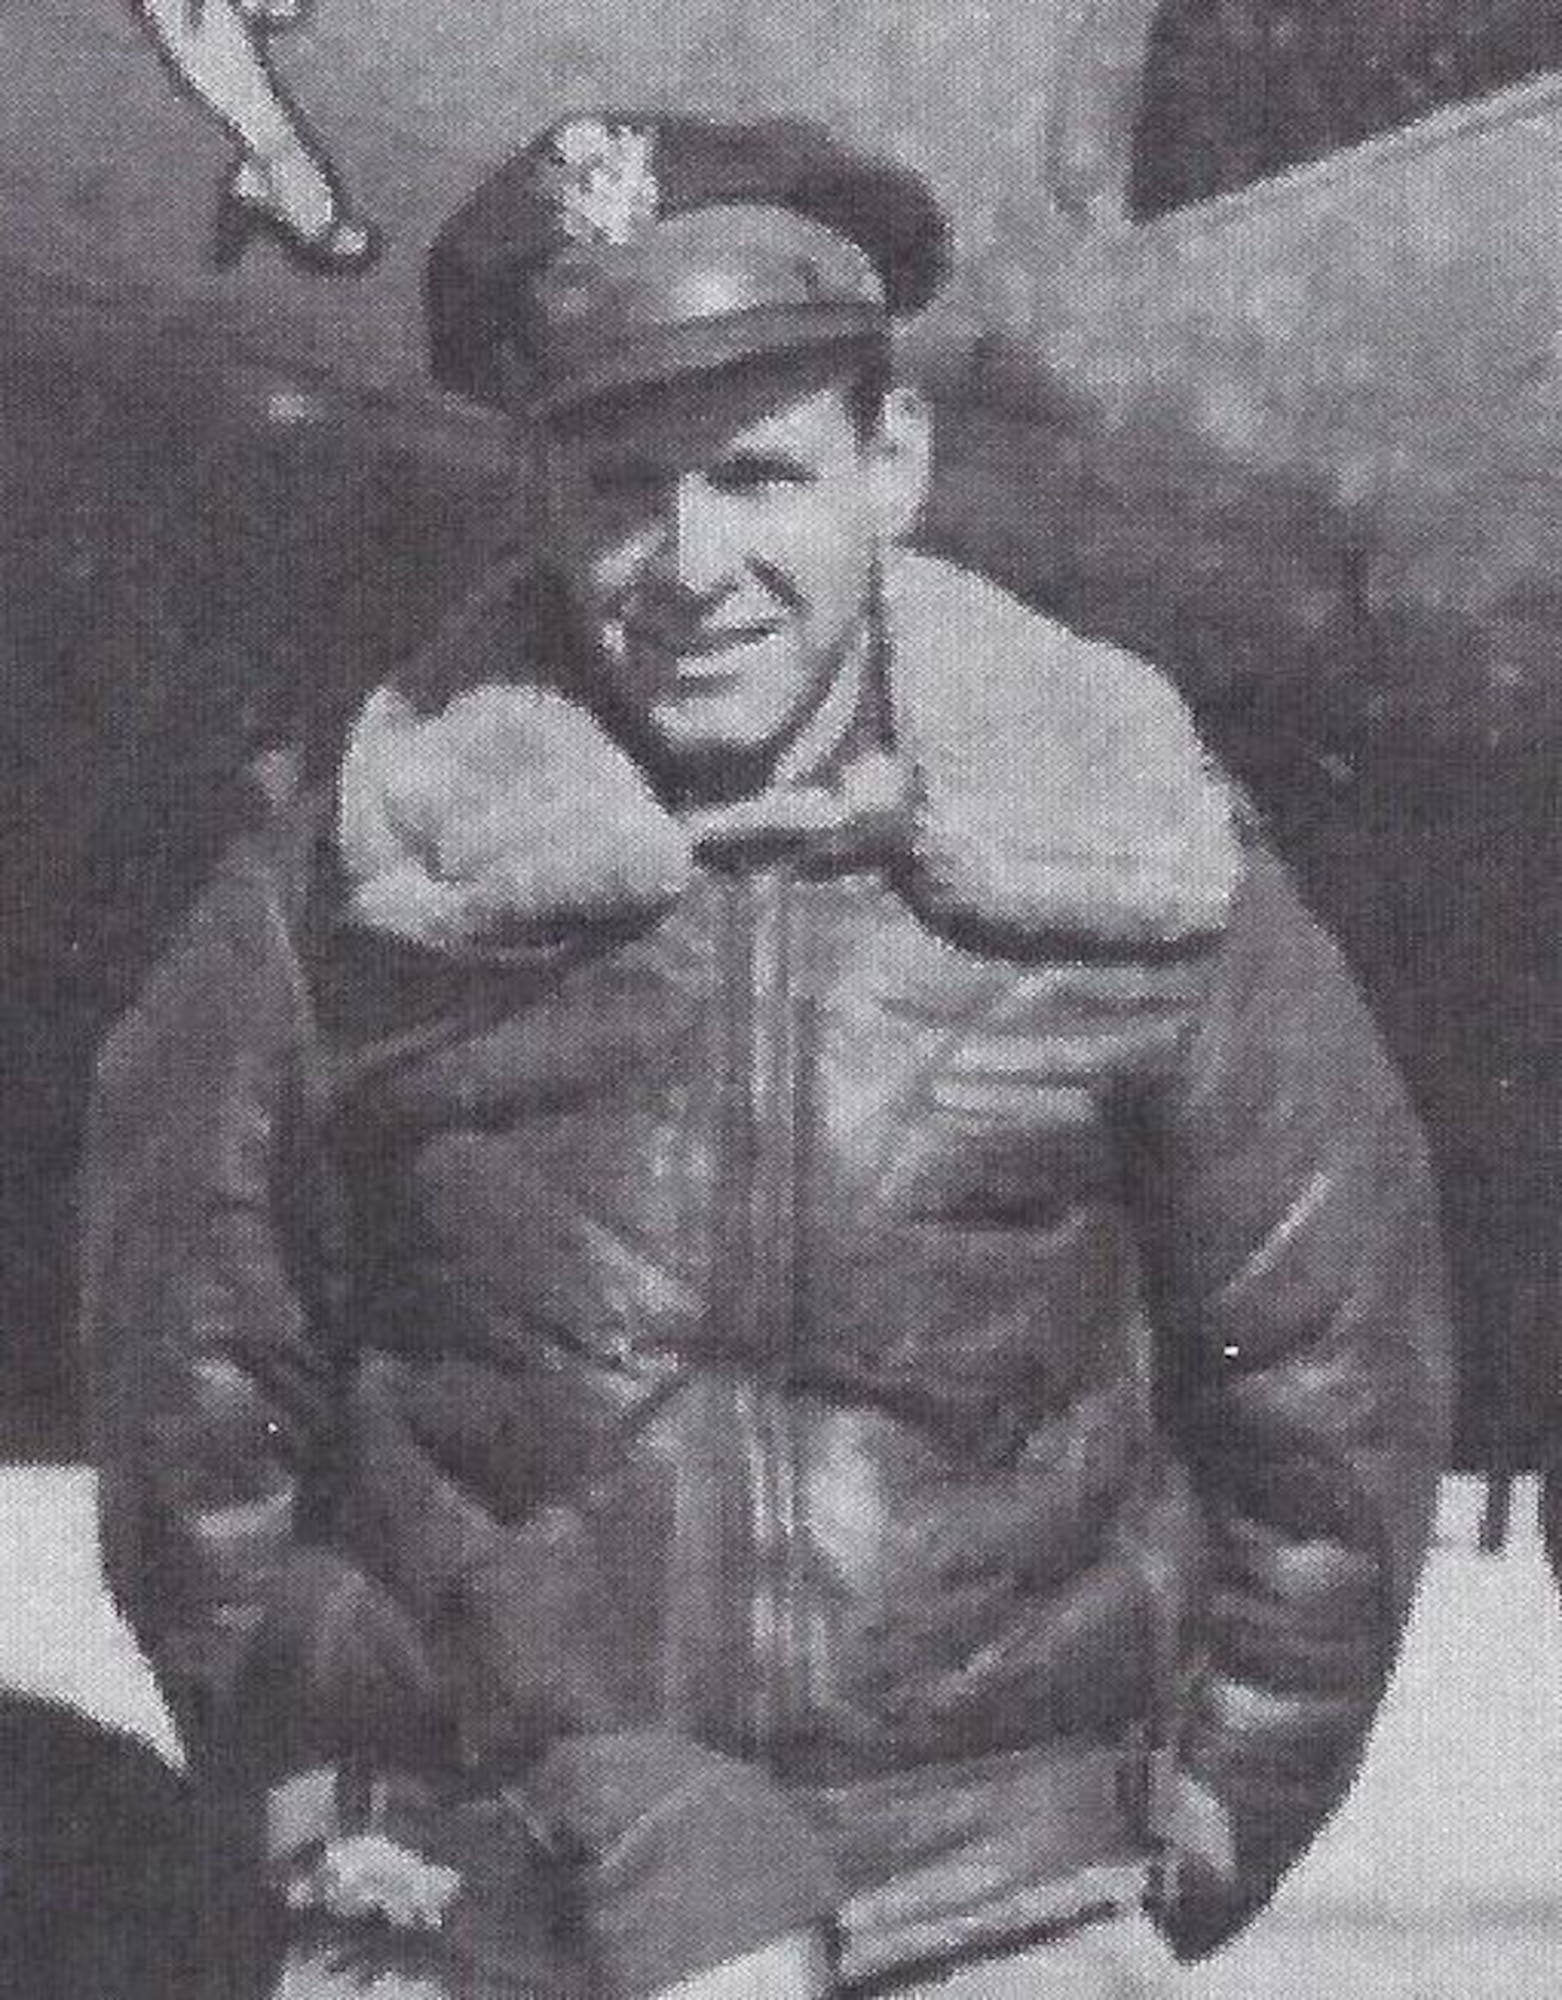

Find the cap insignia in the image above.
[{"left": 544, "top": 119, "right": 659, "bottom": 247}]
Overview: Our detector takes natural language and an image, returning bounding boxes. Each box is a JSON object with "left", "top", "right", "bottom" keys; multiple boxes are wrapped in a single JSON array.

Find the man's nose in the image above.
[{"left": 655, "top": 474, "right": 737, "bottom": 600}]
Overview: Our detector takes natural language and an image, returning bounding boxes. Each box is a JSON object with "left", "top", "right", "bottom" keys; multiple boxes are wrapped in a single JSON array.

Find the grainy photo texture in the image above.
[{"left": 2, "top": 5, "right": 1557, "bottom": 1997}]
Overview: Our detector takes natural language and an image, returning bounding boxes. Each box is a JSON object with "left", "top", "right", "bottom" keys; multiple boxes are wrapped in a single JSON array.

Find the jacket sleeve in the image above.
[
  {"left": 80, "top": 832, "right": 442, "bottom": 1797},
  {"left": 1132, "top": 839, "right": 1452, "bottom": 1957}
]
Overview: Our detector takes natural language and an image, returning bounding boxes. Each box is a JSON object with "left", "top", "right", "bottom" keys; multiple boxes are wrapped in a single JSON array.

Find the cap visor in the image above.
[{"left": 514, "top": 301, "right": 884, "bottom": 419}]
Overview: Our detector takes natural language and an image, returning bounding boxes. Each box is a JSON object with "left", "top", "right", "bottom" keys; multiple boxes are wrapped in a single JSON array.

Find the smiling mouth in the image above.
[{"left": 627, "top": 622, "right": 781, "bottom": 660}]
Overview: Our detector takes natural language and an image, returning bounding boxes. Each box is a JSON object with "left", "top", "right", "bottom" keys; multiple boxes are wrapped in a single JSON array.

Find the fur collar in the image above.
[{"left": 337, "top": 554, "right": 1236, "bottom": 959}]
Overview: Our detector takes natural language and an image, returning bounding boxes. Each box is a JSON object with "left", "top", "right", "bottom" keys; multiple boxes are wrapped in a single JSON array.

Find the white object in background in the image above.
[{"left": 0, "top": 1465, "right": 180, "bottom": 1763}]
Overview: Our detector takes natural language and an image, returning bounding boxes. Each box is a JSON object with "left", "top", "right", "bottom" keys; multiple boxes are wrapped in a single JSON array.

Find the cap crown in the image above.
[{"left": 426, "top": 112, "right": 951, "bottom": 411}]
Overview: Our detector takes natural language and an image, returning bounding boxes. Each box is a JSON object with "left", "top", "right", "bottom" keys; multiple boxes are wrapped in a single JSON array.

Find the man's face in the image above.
[{"left": 539, "top": 356, "right": 929, "bottom": 787}]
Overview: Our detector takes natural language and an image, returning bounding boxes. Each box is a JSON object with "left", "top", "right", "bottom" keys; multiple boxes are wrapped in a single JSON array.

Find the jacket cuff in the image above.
[
  {"left": 1145, "top": 1764, "right": 1289, "bottom": 1960},
  {"left": 1151, "top": 1863, "right": 1276, "bottom": 1961},
  {"left": 218, "top": 1548, "right": 450, "bottom": 1784}
]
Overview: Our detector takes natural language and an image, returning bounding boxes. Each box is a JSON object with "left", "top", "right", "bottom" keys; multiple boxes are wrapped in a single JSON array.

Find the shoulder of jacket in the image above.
[
  {"left": 92, "top": 815, "right": 319, "bottom": 1121},
  {"left": 196, "top": 787, "right": 330, "bottom": 939},
  {"left": 392, "top": 552, "right": 541, "bottom": 709},
  {"left": 103, "top": 793, "right": 330, "bottom": 1071},
  {"left": 886, "top": 553, "right": 1241, "bottom": 951}
]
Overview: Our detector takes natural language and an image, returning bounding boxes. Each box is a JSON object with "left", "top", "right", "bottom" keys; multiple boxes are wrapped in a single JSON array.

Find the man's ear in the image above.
[{"left": 868, "top": 385, "right": 932, "bottom": 543}]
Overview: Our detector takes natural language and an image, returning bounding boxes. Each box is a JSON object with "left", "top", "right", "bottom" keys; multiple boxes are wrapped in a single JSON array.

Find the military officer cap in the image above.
[{"left": 426, "top": 111, "right": 952, "bottom": 417}]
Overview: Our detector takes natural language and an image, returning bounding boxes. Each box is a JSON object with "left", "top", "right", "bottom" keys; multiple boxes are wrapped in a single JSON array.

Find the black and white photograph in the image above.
[{"left": 1, "top": 4, "right": 1559, "bottom": 1995}]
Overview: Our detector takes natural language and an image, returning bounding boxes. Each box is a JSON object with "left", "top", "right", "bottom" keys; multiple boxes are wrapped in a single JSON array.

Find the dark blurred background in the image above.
[
  {"left": 5, "top": 0, "right": 1562, "bottom": 1474},
  {"left": 1135, "top": 0, "right": 1562, "bottom": 214}
]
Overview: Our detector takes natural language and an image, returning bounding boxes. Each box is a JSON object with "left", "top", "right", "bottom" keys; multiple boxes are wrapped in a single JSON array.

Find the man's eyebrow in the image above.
[{"left": 583, "top": 450, "right": 664, "bottom": 482}]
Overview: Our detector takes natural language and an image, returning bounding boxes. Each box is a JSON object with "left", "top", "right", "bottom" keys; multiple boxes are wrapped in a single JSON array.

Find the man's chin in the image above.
[{"left": 642, "top": 715, "right": 783, "bottom": 806}]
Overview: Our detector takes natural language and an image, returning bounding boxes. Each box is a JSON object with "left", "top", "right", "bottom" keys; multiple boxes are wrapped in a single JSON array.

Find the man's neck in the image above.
[{"left": 770, "top": 617, "right": 880, "bottom": 795}]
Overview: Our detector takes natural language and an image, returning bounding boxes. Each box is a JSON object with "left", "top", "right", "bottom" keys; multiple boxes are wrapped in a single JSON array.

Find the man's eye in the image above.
[{"left": 712, "top": 459, "right": 810, "bottom": 495}]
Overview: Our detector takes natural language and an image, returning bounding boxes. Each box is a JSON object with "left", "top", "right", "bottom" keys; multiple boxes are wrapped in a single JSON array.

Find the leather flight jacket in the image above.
[{"left": 82, "top": 556, "right": 1451, "bottom": 1985}]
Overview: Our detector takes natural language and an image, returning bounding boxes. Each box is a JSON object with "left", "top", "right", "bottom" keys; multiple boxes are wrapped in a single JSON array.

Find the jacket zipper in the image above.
[{"left": 722, "top": 864, "right": 809, "bottom": 1748}]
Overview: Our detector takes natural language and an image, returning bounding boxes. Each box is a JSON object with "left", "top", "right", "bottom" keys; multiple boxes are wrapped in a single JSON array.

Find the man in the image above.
[{"left": 82, "top": 112, "right": 1451, "bottom": 1998}]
